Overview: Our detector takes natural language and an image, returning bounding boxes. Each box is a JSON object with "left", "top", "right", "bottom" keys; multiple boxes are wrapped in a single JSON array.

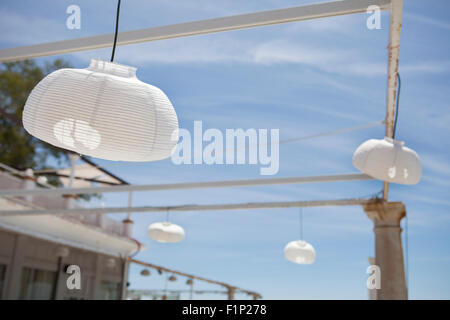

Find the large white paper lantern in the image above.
[
  {"left": 284, "top": 240, "right": 316, "bottom": 264},
  {"left": 23, "top": 59, "right": 179, "bottom": 162},
  {"left": 352, "top": 137, "right": 421, "bottom": 185},
  {"left": 147, "top": 222, "right": 185, "bottom": 243}
]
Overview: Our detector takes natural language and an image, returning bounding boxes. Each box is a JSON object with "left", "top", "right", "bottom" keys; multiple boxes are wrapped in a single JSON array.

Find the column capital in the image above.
[{"left": 363, "top": 201, "right": 405, "bottom": 226}]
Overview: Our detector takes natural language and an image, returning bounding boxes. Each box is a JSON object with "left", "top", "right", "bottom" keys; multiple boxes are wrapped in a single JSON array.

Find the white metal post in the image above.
[{"left": 383, "top": 0, "right": 404, "bottom": 200}]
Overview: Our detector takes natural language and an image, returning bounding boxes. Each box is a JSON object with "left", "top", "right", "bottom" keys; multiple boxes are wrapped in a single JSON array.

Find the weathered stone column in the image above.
[{"left": 363, "top": 201, "right": 407, "bottom": 300}]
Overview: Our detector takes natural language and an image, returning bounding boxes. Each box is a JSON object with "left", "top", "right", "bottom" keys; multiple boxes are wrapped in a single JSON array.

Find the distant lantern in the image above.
[
  {"left": 54, "top": 246, "right": 70, "bottom": 258},
  {"left": 22, "top": 59, "right": 179, "bottom": 162},
  {"left": 284, "top": 240, "right": 316, "bottom": 264},
  {"left": 352, "top": 137, "right": 422, "bottom": 185},
  {"left": 186, "top": 279, "right": 193, "bottom": 285},
  {"left": 168, "top": 275, "right": 177, "bottom": 282},
  {"left": 140, "top": 269, "right": 151, "bottom": 276},
  {"left": 106, "top": 258, "right": 116, "bottom": 269},
  {"left": 147, "top": 222, "right": 185, "bottom": 243},
  {"left": 36, "top": 176, "right": 48, "bottom": 185}
]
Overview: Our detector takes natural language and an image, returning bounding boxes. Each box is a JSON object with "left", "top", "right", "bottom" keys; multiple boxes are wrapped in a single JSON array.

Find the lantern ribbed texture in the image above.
[
  {"left": 147, "top": 222, "right": 185, "bottom": 243},
  {"left": 284, "top": 240, "right": 316, "bottom": 264},
  {"left": 23, "top": 59, "right": 179, "bottom": 162},
  {"left": 352, "top": 137, "right": 422, "bottom": 185}
]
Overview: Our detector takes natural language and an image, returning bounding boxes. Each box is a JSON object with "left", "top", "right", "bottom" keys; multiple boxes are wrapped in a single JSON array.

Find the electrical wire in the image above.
[
  {"left": 110, "top": 0, "right": 121, "bottom": 62},
  {"left": 279, "top": 120, "right": 384, "bottom": 145},
  {"left": 392, "top": 73, "right": 401, "bottom": 139},
  {"left": 33, "top": 120, "right": 384, "bottom": 172}
]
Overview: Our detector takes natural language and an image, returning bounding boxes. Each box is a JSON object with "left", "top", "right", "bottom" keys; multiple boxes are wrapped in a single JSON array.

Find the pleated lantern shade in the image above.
[
  {"left": 147, "top": 222, "right": 185, "bottom": 243},
  {"left": 23, "top": 59, "right": 179, "bottom": 162},
  {"left": 284, "top": 240, "right": 316, "bottom": 264},
  {"left": 352, "top": 137, "right": 422, "bottom": 185}
]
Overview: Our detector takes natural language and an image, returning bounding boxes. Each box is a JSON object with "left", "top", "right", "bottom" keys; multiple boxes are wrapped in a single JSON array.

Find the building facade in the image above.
[{"left": 0, "top": 170, "right": 140, "bottom": 300}]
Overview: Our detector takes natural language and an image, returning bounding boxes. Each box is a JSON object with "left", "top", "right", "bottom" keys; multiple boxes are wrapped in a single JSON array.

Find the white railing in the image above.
[{"left": 0, "top": 166, "right": 125, "bottom": 237}]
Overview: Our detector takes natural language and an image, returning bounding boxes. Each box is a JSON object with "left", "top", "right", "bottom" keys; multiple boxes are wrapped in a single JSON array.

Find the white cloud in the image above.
[
  {"left": 401, "top": 61, "right": 450, "bottom": 74},
  {"left": 0, "top": 9, "right": 67, "bottom": 45},
  {"left": 75, "top": 36, "right": 387, "bottom": 78},
  {"left": 405, "top": 12, "right": 450, "bottom": 31},
  {"left": 2, "top": 7, "right": 447, "bottom": 78},
  {"left": 421, "top": 153, "right": 450, "bottom": 176}
]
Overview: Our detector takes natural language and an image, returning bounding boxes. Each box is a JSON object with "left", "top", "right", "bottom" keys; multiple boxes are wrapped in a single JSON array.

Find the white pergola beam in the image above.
[
  {"left": 0, "top": 198, "right": 372, "bottom": 217},
  {"left": 0, "top": 173, "right": 373, "bottom": 197},
  {"left": 0, "top": 0, "right": 391, "bottom": 62}
]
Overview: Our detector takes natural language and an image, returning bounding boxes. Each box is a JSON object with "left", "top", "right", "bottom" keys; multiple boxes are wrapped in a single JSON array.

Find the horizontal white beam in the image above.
[
  {"left": 0, "top": 198, "right": 372, "bottom": 217},
  {"left": 0, "top": 173, "right": 373, "bottom": 197},
  {"left": 0, "top": 0, "right": 391, "bottom": 62}
]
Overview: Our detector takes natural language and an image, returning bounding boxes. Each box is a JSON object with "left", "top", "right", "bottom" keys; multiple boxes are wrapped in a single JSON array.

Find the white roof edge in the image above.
[{"left": 0, "top": 198, "right": 145, "bottom": 257}]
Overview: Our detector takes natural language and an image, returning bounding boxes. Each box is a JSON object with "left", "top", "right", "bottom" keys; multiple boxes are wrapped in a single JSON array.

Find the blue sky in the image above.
[{"left": 1, "top": 0, "right": 449, "bottom": 299}]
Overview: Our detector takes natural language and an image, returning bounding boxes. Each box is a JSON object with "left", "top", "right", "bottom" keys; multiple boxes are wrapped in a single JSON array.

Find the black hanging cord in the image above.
[
  {"left": 392, "top": 72, "right": 401, "bottom": 139},
  {"left": 110, "top": 0, "right": 122, "bottom": 62}
]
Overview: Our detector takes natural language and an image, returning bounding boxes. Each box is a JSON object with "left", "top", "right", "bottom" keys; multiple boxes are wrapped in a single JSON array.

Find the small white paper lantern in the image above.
[
  {"left": 54, "top": 246, "right": 70, "bottom": 258},
  {"left": 23, "top": 59, "right": 179, "bottom": 162},
  {"left": 284, "top": 240, "right": 316, "bottom": 264},
  {"left": 36, "top": 176, "right": 48, "bottom": 185},
  {"left": 140, "top": 269, "right": 151, "bottom": 276},
  {"left": 352, "top": 137, "right": 422, "bottom": 185},
  {"left": 106, "top": 258, "right": 117, "bottom": 269},
  {"left": 147, "top": 222, "right": 185, "bottom": 243},
  {"left": 168, "top": 275, "right": 177, "bottom": 282}
]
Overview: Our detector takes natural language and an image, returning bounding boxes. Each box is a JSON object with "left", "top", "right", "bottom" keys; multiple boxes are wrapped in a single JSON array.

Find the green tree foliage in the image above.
[
  {"left": 0, "top": 59, "right": 71, "bottom": 170},
  {"left": 0, "top": 59, "right": 102, "bottom": 200}
]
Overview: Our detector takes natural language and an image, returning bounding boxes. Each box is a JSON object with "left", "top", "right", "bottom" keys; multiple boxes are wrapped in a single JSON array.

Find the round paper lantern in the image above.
[
  {"left": 352, "top": 137, "right": 421, "bottom": 185},
  {"left": 140, "top": 269, "right": 151, "bottom": 276},
  {"left": 168, "top": 275, "right": 177, "bottom": 282},
  {"left": 284, "top": 240, "right": 316, "bottom": 264},
  {"left": 37, "top": 176, "right": 48, "bottom": 185},
  {"left": 23, "top": 59, "right": 179, "bottom": 162},
  {"left": 54, "top": 246, "right": 70, "bottom": 258},
  {"left": 147, "top": 222, "right": 185, "bottom": 243},
  {"left": 106, "top": 258, "right": 117, "bottom": 269}
]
